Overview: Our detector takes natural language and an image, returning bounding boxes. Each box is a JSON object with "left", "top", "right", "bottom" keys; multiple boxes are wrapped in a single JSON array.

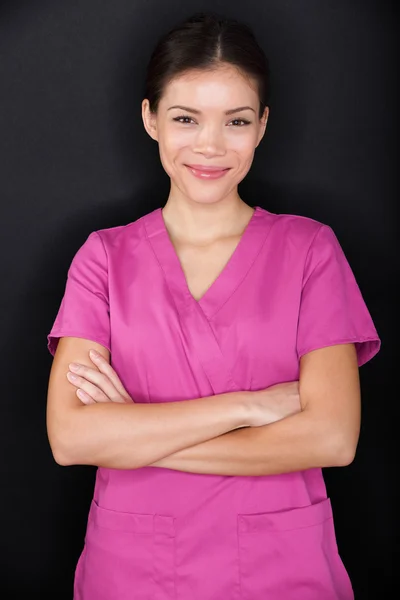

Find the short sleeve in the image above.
[
  {"left": 296, "top": 224, "right": 381, "bottom": 367},
  {"left": 47, "top": 231, "right": 111, "bottom": 356}
]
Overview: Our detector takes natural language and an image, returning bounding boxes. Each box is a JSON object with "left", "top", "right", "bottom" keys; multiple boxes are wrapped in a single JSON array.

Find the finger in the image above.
[
  {"left": 76, "top": 389, "right": 96, "bottom": 405},
  {"left": 66, "top": 372, "right": 110, "bottom": 403},
  {"left": 88, "top": 350, "right": 132, "bottom": 401},
  {"left": 68, "top": 363, "right": 124, "bottom": 403}
]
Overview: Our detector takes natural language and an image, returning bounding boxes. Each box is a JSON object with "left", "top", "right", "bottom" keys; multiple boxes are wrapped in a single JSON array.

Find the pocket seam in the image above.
[
  {"left": 89, "top": 499, "right": 176, "bottom": 537},
  {"left": 238, "top": 515, "right": 333, "bottom": 534},
  {"left": 237, "top": 497, "right": 332, "bottom": 533}
]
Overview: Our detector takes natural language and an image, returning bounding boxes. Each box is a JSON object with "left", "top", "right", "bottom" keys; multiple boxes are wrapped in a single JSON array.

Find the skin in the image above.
[
  {"left": 141, "top": 64, "right": 269, "bottom": 246},
  {"left": 66, "top": 343, "right": 360, "bottom": 475},
  {"left": 48, "top": 62, "right": 361, "bottom": 474}
]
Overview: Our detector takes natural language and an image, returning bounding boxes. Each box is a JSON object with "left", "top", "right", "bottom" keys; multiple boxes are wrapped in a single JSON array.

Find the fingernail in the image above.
[
  {"left": 89, "top": 350, "right": 99, "bottom": 359},
  {"left": 69, "top": 363, "right": 80, "bottom": 371}
]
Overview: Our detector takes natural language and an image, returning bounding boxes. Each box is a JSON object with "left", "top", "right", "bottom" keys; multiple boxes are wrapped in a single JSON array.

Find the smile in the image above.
[{"left": 185, "top": 165, "right": 231, "bottom": 180}]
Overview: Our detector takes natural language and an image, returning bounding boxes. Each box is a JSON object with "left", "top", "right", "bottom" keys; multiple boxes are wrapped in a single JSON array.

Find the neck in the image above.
[{"left": 161, "top": 195, "right": 254, "bottom": 245}]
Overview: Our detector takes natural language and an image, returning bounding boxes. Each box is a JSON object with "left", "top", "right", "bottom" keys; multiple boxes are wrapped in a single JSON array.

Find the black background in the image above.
[{"left": 0, "top": 1, "right": 397, "bottom": 598}]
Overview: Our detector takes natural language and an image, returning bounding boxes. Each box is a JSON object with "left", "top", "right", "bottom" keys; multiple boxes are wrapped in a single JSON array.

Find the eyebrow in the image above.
[{"left": 167, "top": 105, "right": 255, "bottom": 115}]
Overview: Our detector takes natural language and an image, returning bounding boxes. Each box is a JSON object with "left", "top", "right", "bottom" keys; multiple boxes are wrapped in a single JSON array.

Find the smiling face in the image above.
[{"left": 142, "top": 64, "right": 269, "bottom": 207}]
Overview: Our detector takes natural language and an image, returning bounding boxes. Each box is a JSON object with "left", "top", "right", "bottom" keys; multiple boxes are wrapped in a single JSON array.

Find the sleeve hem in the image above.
[
  {"left": 298, "top": 336, "right": 381, "bottom": 367},
  {"left": 47, "top": 331, "right": 111, "bottom": 356}
]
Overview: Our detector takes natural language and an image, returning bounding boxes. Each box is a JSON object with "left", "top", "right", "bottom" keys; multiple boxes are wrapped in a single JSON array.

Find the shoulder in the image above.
[
  {"left": 89, "top": 209, "right": 156, "bottom": 253},
  {"left": 258, "top": 207, "right": 331, "bottom": 252}
]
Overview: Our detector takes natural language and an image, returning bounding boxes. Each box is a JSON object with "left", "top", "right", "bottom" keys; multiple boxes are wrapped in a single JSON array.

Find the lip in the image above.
[
  {"left": 185, "top": 164, "right": 230, "bottom": 172},
  {"left": 184, "top": 164, "right": 231, "bottom": 180}
]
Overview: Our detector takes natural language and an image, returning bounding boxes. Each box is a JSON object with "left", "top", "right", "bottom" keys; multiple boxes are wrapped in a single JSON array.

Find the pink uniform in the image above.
[{"left": 47, "top": 205, "right": 381, "bottom": 599}]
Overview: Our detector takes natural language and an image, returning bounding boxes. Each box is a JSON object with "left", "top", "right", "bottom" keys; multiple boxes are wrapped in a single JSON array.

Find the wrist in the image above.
[
  {"left": 232, "top": 391, "right": 254, "bottom": 429},
  {"left": 240, "top": 388, "right": 291, "bottom": 428}
]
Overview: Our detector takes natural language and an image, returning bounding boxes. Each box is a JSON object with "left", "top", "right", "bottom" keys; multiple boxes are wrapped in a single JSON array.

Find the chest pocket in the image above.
[
  {"left": 75, "top": 500, "right": 176, "bottom": 600},
  {"left": 237, "top": 498, "right": 354, "bottom": 600}
]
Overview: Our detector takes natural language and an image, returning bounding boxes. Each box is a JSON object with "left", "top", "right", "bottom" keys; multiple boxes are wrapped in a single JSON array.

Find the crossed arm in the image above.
[
  {"left": 149, "top": 343, "right": 361, "bottom": 475},
  {"left": 47, "top": 338, "right": 360, "bottom": 476}
]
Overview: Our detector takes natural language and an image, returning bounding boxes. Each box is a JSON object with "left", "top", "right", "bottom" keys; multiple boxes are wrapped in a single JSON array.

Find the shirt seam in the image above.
[
  {"left": 298, "top": 335, "right": 380, "bottom": 356},
  {"left": 209, "top": 215, "right": 282, "bottom": 320},
  {"left": 301, "top": 223, "right": 326, "bottom": 289}
]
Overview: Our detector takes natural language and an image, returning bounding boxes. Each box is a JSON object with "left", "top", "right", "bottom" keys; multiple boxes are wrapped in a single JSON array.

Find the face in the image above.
[{"left": 142, "top": 64, "right": 269, "bottom": 207}]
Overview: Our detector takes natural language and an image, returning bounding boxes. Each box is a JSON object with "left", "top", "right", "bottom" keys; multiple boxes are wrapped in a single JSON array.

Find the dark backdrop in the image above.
[{"left": 0, "top": 1, "right": 397, "bottom": 598}]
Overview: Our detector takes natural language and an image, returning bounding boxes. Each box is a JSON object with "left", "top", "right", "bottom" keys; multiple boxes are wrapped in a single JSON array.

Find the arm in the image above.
[
  {"left": 150, "top": 343, "right": 361, "bottom": 476},
  {"left": 46, "top": 337, "right": 249, "bottom": 470}
]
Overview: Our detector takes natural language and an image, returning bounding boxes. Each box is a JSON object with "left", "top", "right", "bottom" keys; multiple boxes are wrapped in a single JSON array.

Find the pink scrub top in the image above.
[{"left": 47, "top": 206, "right": 381, "bottom": 600}]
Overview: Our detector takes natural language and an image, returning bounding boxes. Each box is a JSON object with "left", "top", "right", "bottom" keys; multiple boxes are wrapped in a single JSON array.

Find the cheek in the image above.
[
  {"left": 230, "top": 131, "right": 258, "bottom": 152},
  {"left": 159, "top": 131, "right": 191, "bottom": 163},
  {"left": 230, "top": 137, "right": 257, "bottom": 170},
  {"left": 157, "top": 142, "right": 186, "bottom": 178}
]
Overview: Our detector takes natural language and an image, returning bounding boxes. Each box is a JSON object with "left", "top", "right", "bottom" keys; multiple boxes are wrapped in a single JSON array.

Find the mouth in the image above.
[{"left": 184, "top": 164, "right": 231, "bottom": 179}]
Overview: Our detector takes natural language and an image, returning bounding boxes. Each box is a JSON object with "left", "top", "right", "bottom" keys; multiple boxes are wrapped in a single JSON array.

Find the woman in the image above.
[{"left": 46, "top": 11, "right": 381, "bottom": 600}]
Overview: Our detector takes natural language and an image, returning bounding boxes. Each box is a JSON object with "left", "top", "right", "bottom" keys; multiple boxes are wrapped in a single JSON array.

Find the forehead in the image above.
[{"left": 160, "top": 66, "right": 259, "bottom": 109}]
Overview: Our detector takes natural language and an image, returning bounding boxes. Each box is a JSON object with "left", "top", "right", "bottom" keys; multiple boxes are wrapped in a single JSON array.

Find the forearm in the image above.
[
  {"left": 56, "top": 391, "right": 249, "bottom": 469},
  {"left": 150, "top": 409, "right": 348, "bottom": 476}
]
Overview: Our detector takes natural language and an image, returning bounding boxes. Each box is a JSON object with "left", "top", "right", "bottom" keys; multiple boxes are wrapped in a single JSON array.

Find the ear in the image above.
[
  {"left": 141, "top": 99, "right": 158, "bottom": 142},
  {"left": 256, "top": 106, "right": 269, "bottom": 147}
]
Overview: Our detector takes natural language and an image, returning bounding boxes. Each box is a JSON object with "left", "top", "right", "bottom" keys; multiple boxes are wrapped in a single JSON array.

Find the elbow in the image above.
[
  {"left": 326, "top": 432, "right": 358, "bottom": 467},
  {"left": 336, "top": 442, "right": 357, "bottom": 466},
  {"left": 52, "top": 449, "right": 72, "bottom": 467},
  {"left": 49, "top": 436, "right": 76, "bottom": 466},
  {"left": 47, "top": 426, "right": 81, "bottom": 467},
  {"left": 47, "top": 406, "right": 88, "bottom": 466}
]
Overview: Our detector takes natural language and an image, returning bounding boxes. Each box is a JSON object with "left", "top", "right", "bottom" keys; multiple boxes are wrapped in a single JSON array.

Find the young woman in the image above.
[{"left": 46, "top": 11, "right": 381, "bottom": 600}]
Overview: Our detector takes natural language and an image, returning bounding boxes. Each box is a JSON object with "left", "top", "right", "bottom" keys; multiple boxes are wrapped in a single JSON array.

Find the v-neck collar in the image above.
[{"left": 143, "top": 205, "right": 274, "bottom": 319}]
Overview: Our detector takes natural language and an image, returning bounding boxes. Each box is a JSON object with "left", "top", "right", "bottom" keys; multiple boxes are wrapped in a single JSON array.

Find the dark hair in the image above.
[{"left": 144, "top": 11, "right": 270, "bottom": 119}]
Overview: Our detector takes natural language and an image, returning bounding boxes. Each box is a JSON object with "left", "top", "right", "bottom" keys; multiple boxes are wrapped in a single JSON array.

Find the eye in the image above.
[
  {"left": 173, "top": 115, "right": 196, "bottom": 125},
  {"left": 172, "top": 115, "right": 251, "bottom": 126},
  {"left": 229, "top": 118, "right": 251, "bottom": 127}
]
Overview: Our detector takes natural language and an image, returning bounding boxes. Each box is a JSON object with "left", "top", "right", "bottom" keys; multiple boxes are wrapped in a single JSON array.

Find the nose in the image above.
[{"left": 192, "top": 123, "right": 226, "bottom": 157}]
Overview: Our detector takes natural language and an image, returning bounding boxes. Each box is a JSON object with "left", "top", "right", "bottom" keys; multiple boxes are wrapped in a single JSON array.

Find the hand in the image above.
[
  {"left": 66, "top": 349, "right": 133, "bottom": 405},
  {"left": 247, "top": 381, "right": 301, "bottom": 427}
]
